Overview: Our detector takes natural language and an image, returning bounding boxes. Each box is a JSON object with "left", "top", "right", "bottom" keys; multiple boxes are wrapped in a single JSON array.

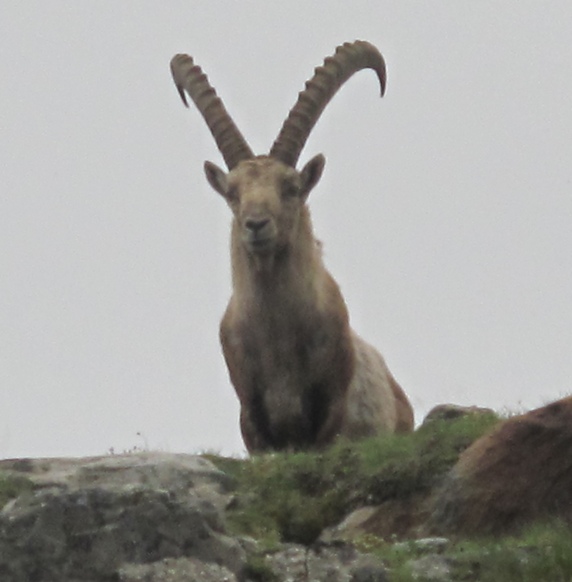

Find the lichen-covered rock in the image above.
[
  {"left": 0, "top": 453, "right": 245, "bottom": 581},
  {"left": 429, "top": 396, "right": 572, "bottom": 536}
]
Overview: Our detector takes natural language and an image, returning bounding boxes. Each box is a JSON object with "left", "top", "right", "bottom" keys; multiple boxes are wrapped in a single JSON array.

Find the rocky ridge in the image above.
[{"left": 1, "top": 397, "right": 571, "bottom": 581}]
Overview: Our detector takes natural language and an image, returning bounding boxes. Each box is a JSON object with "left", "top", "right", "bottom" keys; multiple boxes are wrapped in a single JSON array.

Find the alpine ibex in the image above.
[{"left": 171, "top": 41, "right": 414, "bottom": 452}]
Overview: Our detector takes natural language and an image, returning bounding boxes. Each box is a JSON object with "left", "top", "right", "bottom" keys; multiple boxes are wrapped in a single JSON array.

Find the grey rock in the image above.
[
  {"left": 0, "top": 452, "right": 234, "bottom": 494},
  {"left": 119, "top": 557, "right": 238, "bottom": 581},
  {"left": 408, "top": 554, "right": 452, "bottom": 581},
  {"left": 0, "top": 453, "right": 245, "bottom": 582},
  {"left": 349, "top": 555, "right": 389, "bottom": 582},
  {"left": 264, "top": 542, "right": 388, "bottom": 582}
]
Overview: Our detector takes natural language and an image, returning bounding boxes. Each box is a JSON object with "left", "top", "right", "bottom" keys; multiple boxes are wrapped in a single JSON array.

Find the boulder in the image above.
[
  {"left": 421, "top": 404, "right": 494, "bottom": 426},
  {"left": 0, "top": 452, "right": 245, "bottom": 581},
  {"left": 429, "top": 396, "right": 572, "bottom": 536}
]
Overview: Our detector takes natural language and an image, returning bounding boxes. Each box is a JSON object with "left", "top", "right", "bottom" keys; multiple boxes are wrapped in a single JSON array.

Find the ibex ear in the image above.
[
  {"left": 204, "top": 161, "right": 229, "bottom": 197},
  {"left": 299, "top": 154, "right": 325, "bottom": 199}
]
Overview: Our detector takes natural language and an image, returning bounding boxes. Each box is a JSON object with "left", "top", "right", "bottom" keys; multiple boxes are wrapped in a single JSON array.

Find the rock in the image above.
[
  {"left": 429, "top": 396, "right": 572, "bottom": 536},
  {"left": 320, "top": 506, "right": 379, "bottom": 542},
  {"left": 0, "top": 451, "right": 234, "bottom": 495},
  {"left": 266, "top": 544, "right": 344, "bottom": 582},
  {"left": 321, "top": 495, "right": 429, "bottom": 543},
  {"left": 118, "top": 557, "right": 238, "bottom": 581},
  {"left": 264, "top": 542, "right": 388, "bottom": 582},
  {"left": 410, "top": 537, "right": 449, "bottom": 554},
  {"left": 0, "top": 452, "right": 245, "bottom": 581},
  {"left": 349, "top": 555, "right": 390, "bottom": 582},
  {"left": 407, "top": 554, "right": 452, "bottom": 581},
  {"left": 421, "top": 404, "right": 495, "bottom": 426}
]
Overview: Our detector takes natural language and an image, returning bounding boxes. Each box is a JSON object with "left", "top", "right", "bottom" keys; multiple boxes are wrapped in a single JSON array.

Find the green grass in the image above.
[
  {"left": 470, "top": 521, "right": 572, "bottom": 582},
  {"left": 0, "top": 473, "right": 34, "bottom": 508},
  {"left": 206, "top": 411, "right": 500, "bottom": 546},
  {"left": 364, "top": 520, "right": 572, "bottom": 582}
]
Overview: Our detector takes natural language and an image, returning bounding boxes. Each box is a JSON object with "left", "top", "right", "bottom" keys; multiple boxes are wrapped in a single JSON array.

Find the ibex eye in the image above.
[
  {"left": 282, "top": 182, "right": 298, "bottom": 198},
  {"left": 226, "top": 185, "right": 239, "bottom": 202}
]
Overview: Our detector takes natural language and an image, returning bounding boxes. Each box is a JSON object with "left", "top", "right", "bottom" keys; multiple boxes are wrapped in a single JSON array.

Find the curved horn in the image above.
[
  {"left": 170, "top": 54, "right": 254, "bottom": 169},
  {"left": 269, "top": 41, "right": 386, "bottom": 167}
]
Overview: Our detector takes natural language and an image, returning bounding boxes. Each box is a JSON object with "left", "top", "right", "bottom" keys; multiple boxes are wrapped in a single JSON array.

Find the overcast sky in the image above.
[{"left": 2, "top": 2, "right": 571, "bottom": 458}]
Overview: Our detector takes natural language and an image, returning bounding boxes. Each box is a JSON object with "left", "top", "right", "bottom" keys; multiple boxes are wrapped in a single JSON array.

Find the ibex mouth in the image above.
[{"left": 245, "top": 236, "right": 275, "bottom": 253}]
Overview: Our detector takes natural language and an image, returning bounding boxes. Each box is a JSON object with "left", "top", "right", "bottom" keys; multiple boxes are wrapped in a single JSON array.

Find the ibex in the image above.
[{"left": 171, "top": 41, "right": 414, "bottom": 452}]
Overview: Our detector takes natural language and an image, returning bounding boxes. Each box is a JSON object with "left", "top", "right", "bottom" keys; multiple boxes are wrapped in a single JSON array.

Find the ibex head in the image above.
[
  {"left": 204, "top": 156, "right": 325, "bottom": 254},
  {"left": 171, "top": 41, "right": 386, "bottom": 255}
]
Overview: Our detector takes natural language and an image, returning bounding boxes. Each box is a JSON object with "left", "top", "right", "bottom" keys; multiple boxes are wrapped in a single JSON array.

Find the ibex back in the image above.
[{"left": 171, "top": 41, "right": 414, "bottom": 452}]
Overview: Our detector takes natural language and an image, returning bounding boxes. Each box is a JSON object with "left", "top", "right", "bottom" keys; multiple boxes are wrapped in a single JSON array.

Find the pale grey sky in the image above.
[{"left": 1, "top": 2, "right": 571, "bottom": 458}]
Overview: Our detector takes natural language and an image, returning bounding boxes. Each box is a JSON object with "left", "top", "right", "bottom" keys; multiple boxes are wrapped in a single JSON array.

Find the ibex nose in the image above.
[{"left": 245, "top": 217, "right": 270, "bottom": 234}]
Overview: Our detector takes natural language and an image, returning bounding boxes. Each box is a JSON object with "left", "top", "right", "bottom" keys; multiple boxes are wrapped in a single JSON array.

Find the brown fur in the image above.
[{"left": 209, "top": 156, "right": 413, "bottom": 452}]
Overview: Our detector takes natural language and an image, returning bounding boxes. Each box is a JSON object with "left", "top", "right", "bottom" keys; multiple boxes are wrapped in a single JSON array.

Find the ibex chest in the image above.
[{"left": 238, "top": 306, "right": 333, "bottom": 382}]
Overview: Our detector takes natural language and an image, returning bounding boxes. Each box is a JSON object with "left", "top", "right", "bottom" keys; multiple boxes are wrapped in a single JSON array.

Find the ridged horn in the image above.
[
  {"left": 269, "top": 40, "right": 386, "bottom": 167},
  {"left": 170, "top": 54, "right": 254, "bottom": 170}
]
